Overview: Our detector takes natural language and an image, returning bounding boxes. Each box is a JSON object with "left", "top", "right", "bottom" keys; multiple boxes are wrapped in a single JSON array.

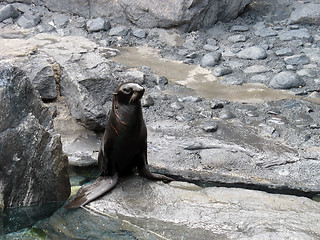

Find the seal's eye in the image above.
[{"left": 122, "top": 87, "right": 132, "bottom": 94}]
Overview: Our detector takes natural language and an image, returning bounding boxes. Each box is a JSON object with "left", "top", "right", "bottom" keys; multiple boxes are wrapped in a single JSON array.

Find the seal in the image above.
[{"left": 65, "top": 82, "right": 173, "bottom": 209}]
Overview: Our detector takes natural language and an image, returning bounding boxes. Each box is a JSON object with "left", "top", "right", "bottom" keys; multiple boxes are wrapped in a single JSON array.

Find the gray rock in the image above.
[
  {"left": 53, "top": 14, "right": 69, "bottom": 28},
  {"left": 297, "top": 69, "right": 316, "bottom": 78},
  {"left": 289, "top": 3, "right": 320, "bottom": 25},
  {"left": 125, "top": 70, "right": 145, "bottom": 84},
  {"left": 17, "top": 13, "right": 41, "bottom": 28},
  {"left": 156, "top": 76, "right": 168, "bottom": 85},
  {"left": 203, "top": 44, "right": 219, "bottom": 51},
  {"left": 200, "top": 52, "right": 221, "bottom": 68},
  {"left": 237, "top": 46, "right": 267, "bottom": 60},
  {"left": 243, "top": 65, "right": 269, "bottom": 74},
  {"left": 170, "top": 102, "right": 184, "bottom": 110},
  {"left": 142, "top": 95, "right": 155, "bottom": 107},
  {"left": 254, "top": 27, "right": 278, "bottom": 37},
  {"left": 109, "top": 26, "right": 128, "bottom": 36},
  {"left": 40, "top": 178, "right": 320, "bottom": 240},
  {"left": 230, "top": 25, "right": 249, "bottom": 32},
  {"left": 86, "top": 18, "right": 111, "bottom": 32},
  {"left": 212, "top": 66, "right": 232, "bottom": 77},
  {"left": 201, "top": 121, "right": 218, "bottom": 132},
  {"left": 270, "top": 71, "right": 305, "bottom": 89},
  {"left": 178, "top": 96, "right": 202, "bottom": 103},
  {"left": 221, "top": 75, "right": 244, "bottom": 85},
  {"left": 278, "top": 29, "right": 313, "bottom": 42},
  {"left": 275, "top": 48, "right": 293, "bottom": 56},
  {"left": 227, "top": 34, "right": 248, "bottom": 43},
  {"left": 0, "top": 4, "right": 19, "bottom": 22},
  {"left": 0, "top": 61, "right": 70, "bottom": 208},
  {"left": 219, "top": 109, "right": 236, "bottom": 119},
  {"left": 132, "top": 28, "right": 147, "bottom": 38},
  {"left": 284, "top": 54, "right": 310, "bottom": 65}
]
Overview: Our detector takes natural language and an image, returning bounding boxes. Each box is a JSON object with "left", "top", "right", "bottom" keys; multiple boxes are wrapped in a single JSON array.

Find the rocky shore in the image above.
[{"left": 1, "top": 0, "right": 320, "bottom": 239}]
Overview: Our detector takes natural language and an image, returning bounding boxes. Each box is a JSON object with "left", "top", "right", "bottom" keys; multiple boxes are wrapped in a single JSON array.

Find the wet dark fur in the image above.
[{"left": 65, "top": 82, "right": 173, "bottom": 209}]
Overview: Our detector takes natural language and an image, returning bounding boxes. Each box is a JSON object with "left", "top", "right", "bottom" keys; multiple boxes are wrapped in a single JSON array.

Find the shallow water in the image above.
[{"left": 111, "top": 46, "right": 320, "bottom": 104}]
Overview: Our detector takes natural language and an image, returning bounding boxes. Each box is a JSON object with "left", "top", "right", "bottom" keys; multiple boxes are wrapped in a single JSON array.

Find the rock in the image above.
[
  {"left": 178, "top": 96, "right": 202, "bottom": 103},
  {"left": 0, "top": 61, "right": 70, "bottom": 226},
  {"left": 200, "top": 121, "right": 218, "bottom": 132},
  {"left": 53, "top": 14, "right": 69, "bottom": 28},
  {"left": 275, "top": 48, "right": 293, "bottom": 56},
  {"left": 40, "top": 178, "right": 320, "bottom": 239},
  {"left": 200, "top": 52, "right": 221, "bottom": 68},
  {"left": 278, "top": 29, "right": 313, "bottom": 42},
  {"left": 297, "top": 69, "right": 316, "bottom": 78},
  {"left": 243, "top": 65, "right": 269, "bottom": 74},
  {"left": 86, "top": 18, "right": 111, "bottom": 32},
  {"left": 142, "top": 95, "right": 154, "bottom": 107},
  {"left": 212, "top": 66, "right": 232, "bottom": 77},
  {"left": 230, "top": 25, "right": 249, "bottom": 32},
  {"left": 219, "top": 109, "right": 236, "bottom": 119},
  {"left": 210, "top": 100, "right": 225, "bottom": 109},
  {"left": 170, "top": 102, "right": 184, "bottom": 110},
  {"left": 227, "top": 34, "right": 248, "bottom": 43},
  {"left": 289, "top": 3, "right": 320, "bottom": 25},
  {"left": 17, "top": 13, "right": 41, "bottom": 28},
  {"left": 0, "top": 4, "right": 19, "bottom": 22},
  {"left": 270, "top": 71, "right": 305, "bottom": 89},
  {"left": 284, "top": 54, "right": 310, "bottom": 65},
  {"left": 203, "top": 44, "right": 219, "bottom": 51},
  {"left": 254, "top": 27, "right": 278, "bottom": 37},
  {"left": 236, "top": 46, "right": 267, "bottom": 60},
  {"left": 109, "top": 26, "right": 128, "bottom": 36},
  {"left": 156, "top": 76, "right": 168, "bottom": 85},
  {"left": 132, "top": 28, "right": 147, "bottom": 38},
  {"left": 125, "top": 70, "right": 145, "bottom": 84},
  {"left": 221, "top": 75, "right": 244, "bottom": 85}
]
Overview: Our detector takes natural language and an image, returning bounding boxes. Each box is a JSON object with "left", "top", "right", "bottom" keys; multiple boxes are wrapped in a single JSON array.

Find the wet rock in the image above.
[
  {"left": 0, "top": 61, "right": 70, "bottom": 210},
  {"left": 227, "top": 34, "right": 248, "bottom": 43},
  {"left": 200, "top": 52, "right": 221, "bottom": 68},
  {"left": 109, "top": 26, "right": 128, "bottom": 36},
  {"left": 284, "top": 54, "right": 310, "bottom": 65},
  {"left": 289, "top": 3, "right": 320, "bottom": 25},
  {"left": 236, "top": 46, "right": 267, "bottom": 60},
  {"left": 132, "top": 28, "right": 147, "bottom": 38},
  {"left": 0, "top": 4, "right": 19, "bottom": 22},
  {"left": 86, "top": 18, "right": 111, "bottom": 32},
  {"left": 243, "top": 65, "right": 269, "bottom": 74},
  {"left": 219, "top": 109, "right": 236, "bottom": 119},
  {"left": 17, "top": 13, "right": 41, "bottom": 28},
  {"left": 275, "top": 48, "right": 293, "bottom": 56},
  {"left": 212, "top": 66, "right": 232, "bottom": 77},
  {"left": 270, "top": 71, "right": 305, "bottom": 89}
]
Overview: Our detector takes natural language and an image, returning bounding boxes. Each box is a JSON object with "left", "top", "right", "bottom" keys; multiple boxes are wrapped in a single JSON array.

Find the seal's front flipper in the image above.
[
  {"left": 139, "top": 165, "right": 173, "bottom": 183},
  {"left": 65, "top": 173, "right": 119, "bottom": 209}
]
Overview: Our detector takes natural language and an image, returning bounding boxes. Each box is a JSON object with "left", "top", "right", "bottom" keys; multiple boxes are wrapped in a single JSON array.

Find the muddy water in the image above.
[{"left": 111, "top": 46, "right": 317, "bottom": 104}]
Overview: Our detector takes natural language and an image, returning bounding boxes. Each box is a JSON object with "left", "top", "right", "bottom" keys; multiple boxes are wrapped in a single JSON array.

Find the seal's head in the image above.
[{"left": 114, "top": 82, "right": 145, "bottom": 104}]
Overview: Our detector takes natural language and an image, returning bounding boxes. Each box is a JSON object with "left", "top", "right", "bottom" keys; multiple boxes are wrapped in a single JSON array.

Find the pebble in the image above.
[
  {"left": 230, "top": 25, "right": 249, "bottom": 32},
  {"left": 53, "top": 15, "right": 69, "bottom": 28},
  {"left": 109, "top": 26, "right": 129, "bottom": 36},
  {"left": 219, "top": 109, "right": 236, "bottom": 120},
  {"left": 200, "top": 122, "right": 218, "bottom": 132},
  {"left": 17, "top": 14, "right": 41, "bottom": 28},
  {"left": 170, "top": 102, "right": 184, "bottom": 110},
  {"left": 86, "top": 18, "right": 111, "bottom": 32},
  {"left": 156, "top": 76, "right": 168, "bottom": 85},
  {"left": 200, "top": 52, "right": 221, "bottom": 68},
  {"left": 132, "top": 28, "right": 147, "bottom": 38},
  {"left": 275, "top": 48, "right": 293, "bottom": 56},
  {"left": 279, "top": 29, "right": 313, "bottom": 42},
  {"left": 203, "top": 44, "right": 219, "bottom": 51},
  {"left": 297, "top": 69, "right": 316, "bottom": 78},
  {"left": 227, "top": 34, "right": 248, "bottom": 43},
  {"left": 212, "top": 66, "right": 232, "bottom": 77},
  {"left": 284, "top": 54, "right": 310, "bottom": 65},
  {"left": 236, "top": 46, "right": 267, "bottom": 60},
  {"left": 221, "top": 76, "right": 244, "bottom": 85},
  {"left": 269, "top": 71, "right": 305, "bottom": 89},
  {"left": 0, "top": 4, "right": 19, "bottom": 22},
  {"left": 210, "top": 100, "right": 225, "bottom": 109},
  {"left": 254, "top": 28, "right": 278, "bottom": 37},
  {"left": 142, "top": 95, "right": 154, "bottom": 107},
  {"left": 243, "top": 65, "right": 269, "bottom": 74}
]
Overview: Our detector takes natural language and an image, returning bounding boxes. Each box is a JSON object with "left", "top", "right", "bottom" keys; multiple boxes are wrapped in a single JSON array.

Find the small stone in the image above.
[
  {"left": 227, "top": 34, "right": 248, "bottom": 43},
  {"left": 243, "top": 65, "right": 269, "bottom": 74},
  {"left": 185, "top": 52, "right": 198, "bottom": 59},
  {"left": 210, "top": 101, "right": 224, "bottom": 109},
  {"left": 269, "top": 71, "right": 305, "bottom": 89},
  {"left": 132, "top": 28, "right": 147, "bottom": 38},
  {"left": 86, "top": 18, "right": 111, "bottom": 32},
  {"left": 0, "top": 4, "right": 19, "bottom": 22},
  {"left": 203, "top": 44, "right": 219, "bottom": 51},
  {"left": 176, "top": 113, "right": 194, "bottom": 122},
  {"left": 309, "top": 91, "right": 320, "bottom": 98},
  {"left": 199, "top": 110, "right": 212, "bottom": 118},
  {"left": 219, "top": 109, "right": 236, "bottom": 120},
  {"left": 125, "top": 70, "right": 145, "bottom": 84},
  {"left": 297, "top": 69, "right": 316, "bottom": 78},
  {"left": 254, "top": 28, "right": 278, "bottom": 37},
  {"left": 109, "top": 26, "right": 128, "bottom": 36},
  {"left": 142, "top": 95, "right": 154, "bottom": 107},
  {"left": 201, "top": 122, "right": 218, "bottom": 132},
  {"left": 230, "top": 25, "right": 249, "bottom": 32},
  {"left": 221, "top": 76, "right": 244, "bottom": 85},
  {"left": 284, "top": 54, "right": 310, "bottom": 65},
  {"left": 275, "top": 48, "right": 293, "bottom": 56},
  {"left": 200, "top": 52, "right": 221, "bottom": 68},
  {"left": 212, "top": 66, "right": 232, "bottom": 77},
  {"left": 170, "top": 102, "right": 184, "bottom": 110},
  {"left": 53, "top": 15, "right": 69, "bottom": 28},
  {"left": 178, "top": 96, "right": 202, "bottom": 103},
  {"left": 237, "top": 46, "right": 267, "bottom": 60},
  {"left": 289, "top": 3, "right": 320, "bottom": 25},
  {"left": 17, "top": 13, "right": 41, "bottom": 28},
  {"left": 156, "top": 76, "right": 168, "bottom": 85}
]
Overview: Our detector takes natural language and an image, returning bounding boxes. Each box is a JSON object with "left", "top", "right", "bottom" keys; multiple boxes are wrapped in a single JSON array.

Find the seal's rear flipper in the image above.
[
  {"left": 65, "top": 173, "right": 119, "bottom": 209},
  {"left": 139, "top": 165, "right": 173, "bottom": 183}
]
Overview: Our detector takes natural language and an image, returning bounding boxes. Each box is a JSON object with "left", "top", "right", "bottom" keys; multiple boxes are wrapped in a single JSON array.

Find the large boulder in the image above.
[
  {"left": 6, "top": 0, "right": 252, "bottom": 31},
  {"left": 0, "top": 61, "right": 70, "bottom": 230}
]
